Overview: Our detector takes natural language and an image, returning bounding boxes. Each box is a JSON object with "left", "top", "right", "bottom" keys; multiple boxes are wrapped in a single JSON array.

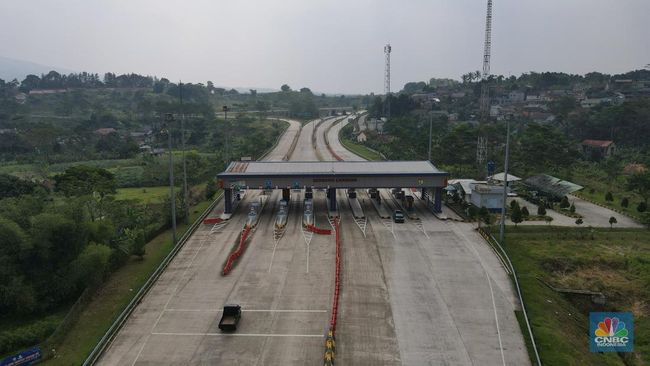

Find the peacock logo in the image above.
[
  {"left": 595, "top": 317, "right": 628, "bottom": 338},
  {"left": 590, "top": 312, "right": 634, "bottom": 352}
]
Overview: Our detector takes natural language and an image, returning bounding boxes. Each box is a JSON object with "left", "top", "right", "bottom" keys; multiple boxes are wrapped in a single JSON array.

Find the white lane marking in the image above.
[
  {"left": 454, "top": 224, "right": 507, "bottom": 366},
  {"left": 151, "top": 332, "right": 323, "bottom": 337},
  {"left": 130, "top": 232, "right": 212, "bottom": 365},
  {"left": 164, "top": 309, "right": 327, "bottom": 313},
  {"left": 354, "top": 217, "right": 367, "bottom": 238},
  {"left": 381, "top": 218, "right": 396, "bottom": 239},
  {"left": 415, "top": 221, "right": 430, "bottom": 239}
]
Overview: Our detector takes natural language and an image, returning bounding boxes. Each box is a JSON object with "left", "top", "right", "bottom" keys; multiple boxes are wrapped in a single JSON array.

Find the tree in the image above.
[
  {"left": 206, "top": 179, "right": 218, "bottom": 199},
  {"left": 609, "top": 216, "right": 617, "bottom": 228},
  {"left": 521, "top": 206, "right": 530, "bottom": 219},
  {"left": 280, "top": 84, "right": 291, "bottom": 92},
  {"left": 621, "top": 197, "right": 629, "bottom": 208},
  {"left": 70, "top": 243, "right": 112, "bottom": 288},
  {"left": 559, "top": 196, "right": 570, "bottom": 209},
  {"left": 0, "top": 174, "right": 36, "bottom": 198},
  {"left": 54, "top": 165, "right": 117, "bottom": 198},
  {"left": 510, "top": 200, "right": 520, "bottom": 210},
  {"left": 537, "top": 204, "right": 547, "bottom": 216},
  {"left": 638, "top": 201, "right": 647, "bottom": 213},
  {"left": 569, "top": 203, "right": 576, "bottom": 214},
  {"left": 510, "top": 204, "right": 523, "bottom": 226},
  {"left": 601, "top": 158, "right": 622, "bottom": 187},
  {"left": 627, "top": 172, "right": 650, "bottom": 205}
]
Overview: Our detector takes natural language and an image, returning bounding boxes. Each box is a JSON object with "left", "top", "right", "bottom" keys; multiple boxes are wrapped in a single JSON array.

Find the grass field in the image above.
[
  {"left": 114, "top": 186, "right": 172, "bottom": 204},
  {"left": 41, "top": 197, "right": 217, "bottom": 365},
  {"left": 500, "top": 226, "right": 650, "bottom": 365},
  {"left": 340, "top": 136, "right": 383, "bottom": 161},
  {"left": 571, "top": 164, "right": 645, "bottom": 221}
]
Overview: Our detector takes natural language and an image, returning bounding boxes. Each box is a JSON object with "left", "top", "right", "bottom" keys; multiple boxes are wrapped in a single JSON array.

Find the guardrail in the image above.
[
  {"left": 323, "top": 116, "right": 345, "bottom": 161},
  {"left": 283, "top": 123, "right": 302, "bottom": 161},
  {"left": 82, "top": 192, "right": 224, "bottom": 365},
  {"left": 477, "top": 227, "right": 543, "bottom": 366},
  {"left": 258, "top": 119, "right": 291, "bottom": 161}
]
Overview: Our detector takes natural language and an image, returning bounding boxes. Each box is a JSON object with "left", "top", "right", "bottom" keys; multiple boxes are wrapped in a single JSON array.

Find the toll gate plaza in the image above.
[{"left": 217, "top": 160, "right": 449, "bottom": 214}]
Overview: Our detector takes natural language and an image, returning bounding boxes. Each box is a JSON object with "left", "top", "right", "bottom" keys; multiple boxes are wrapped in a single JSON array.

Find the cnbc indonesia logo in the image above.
[{"left": 590, "top": 312, "right": 634, "bottom": 352}]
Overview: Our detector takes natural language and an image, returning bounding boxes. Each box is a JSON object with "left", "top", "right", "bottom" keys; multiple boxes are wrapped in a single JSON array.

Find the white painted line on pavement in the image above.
[
  {"left": 164, "top": 309, "right": 327, "bottom": 313},
  {"left": 152, "top": 332, "right": 323, "bottom": 338}
]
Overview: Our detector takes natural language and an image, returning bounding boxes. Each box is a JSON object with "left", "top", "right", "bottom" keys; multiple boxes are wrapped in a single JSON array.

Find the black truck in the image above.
[{"left": 218, "top": 304, "right": 242, "bottom": 332}]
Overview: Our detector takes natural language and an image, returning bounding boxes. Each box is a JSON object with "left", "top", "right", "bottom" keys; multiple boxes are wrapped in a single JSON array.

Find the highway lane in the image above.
[
  {"left": 326, "top": 114, "right": 365, "bottom": 162},
  {"left": 327, "top": 114, "right": 531, "bottom": 365},
  {"left": 98, "top": 112, "right": 530, "bottom": 365},
  {"left": 262, "top": 119, "right": 302, "bottom": 161},
  {"left": 97, "top": 118, "right": 334, "bottom": 365}
]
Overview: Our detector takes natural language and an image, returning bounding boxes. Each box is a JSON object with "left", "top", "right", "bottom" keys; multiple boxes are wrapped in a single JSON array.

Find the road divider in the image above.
[
  {"left": 324, "top": 217, "right": 341, "bottom": 365},
  {"left": 203, "top": 217, "right": 223, "bottom": 225},
  {"left": 305, "top": 224, "right": 332, "bottom": 235},
  {"left": 222, "top": 226, "right": 252, "bottom": 275}
]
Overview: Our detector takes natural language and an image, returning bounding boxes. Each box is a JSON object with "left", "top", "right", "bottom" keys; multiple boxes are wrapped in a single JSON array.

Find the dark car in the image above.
[{"left": 393, "top": 210, "right": 405, "bottom": 223}]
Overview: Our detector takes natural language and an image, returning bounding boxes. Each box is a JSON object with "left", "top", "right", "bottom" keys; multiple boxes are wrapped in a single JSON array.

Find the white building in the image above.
[{"left": 470, "top": 183, "right": 504, "bottom": 212}]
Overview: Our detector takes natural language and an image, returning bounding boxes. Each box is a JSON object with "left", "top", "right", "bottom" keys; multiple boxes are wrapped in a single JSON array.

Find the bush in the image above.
[
  {"left": 560, "top": 196, "right": 570, "bottom": 209},
  {"left": 521, "top": 206, "right": 530, "bottom": 219},
  {"left": 511, "top": 205, "right": 523, "bottom": 226},
  {"left": 605, "top": 192, "right": 613, "bottom": 202},
  {"left": 621, "top": 197, "right": 629, "bottom": 208},
  {"left": 638, "top": 201, "right": 648, "bottom": 213},
  {"left": 569, "top": 203, "right": 576, "bottom": 213},
  {"left": 205, "top": 180, "right": 218, "bottom": 199},
  {"left": 0, "top": 315, "right": 60, "bottom": 354},
  {"left": 537, "top": 205, "right": 546, "bottom": 216},
  {"left": 510, "top": 200, "right": 519, "bottom": 210},
  {"left": 589, "top": 188, "right": 595, "bottom": 194}
]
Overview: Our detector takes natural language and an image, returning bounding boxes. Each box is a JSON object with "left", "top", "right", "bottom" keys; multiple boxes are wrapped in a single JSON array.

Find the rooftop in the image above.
[
  {"left": 221, "top": 160, "right": 447, "bottom": 177},
  {"left": 582, "top": 139, "right": 614, "bottom": 148}
]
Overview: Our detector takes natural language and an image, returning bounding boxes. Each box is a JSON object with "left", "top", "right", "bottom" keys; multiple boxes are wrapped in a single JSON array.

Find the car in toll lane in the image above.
[{"left": 393, "top": 210, "right": 405, "bottom": 223}]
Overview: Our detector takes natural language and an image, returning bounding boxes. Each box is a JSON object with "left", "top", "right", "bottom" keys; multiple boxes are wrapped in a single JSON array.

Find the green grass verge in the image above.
[
  {"left": 42, "top": 198, "right": 215, "bottom": 365},
  {"left": 114, "top": 186, "right": 173, "bottom": 204},
  {"left": 501, "top": 226, "right": 650, "bottom": 365},
  {"left": 339, "top": 137, "right": 383, "bottom": 161}
]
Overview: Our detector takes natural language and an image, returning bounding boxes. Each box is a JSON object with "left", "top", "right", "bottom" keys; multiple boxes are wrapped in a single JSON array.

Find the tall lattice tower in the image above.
[
  {"left": 480, "top": 0, "right": 493, "bottom": 121},
  {"left": 476, "top": 0, "right": 493, "bottom": 165},
  {"left": 384, "top": 44, "right": 391, "bottom": 119}
]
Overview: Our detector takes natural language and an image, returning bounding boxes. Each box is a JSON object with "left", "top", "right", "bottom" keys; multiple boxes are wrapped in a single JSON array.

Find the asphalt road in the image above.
[{"left": 98, "top": 113, "right": 531, "bottom": 365}]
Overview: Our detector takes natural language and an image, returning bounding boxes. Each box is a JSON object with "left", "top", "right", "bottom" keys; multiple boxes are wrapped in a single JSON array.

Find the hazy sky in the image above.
[{"left": 1, "top": 0, "right": 649, "bottom": 94}]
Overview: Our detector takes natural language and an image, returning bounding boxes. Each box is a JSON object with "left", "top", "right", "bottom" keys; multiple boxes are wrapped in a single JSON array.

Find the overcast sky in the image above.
[{"left": 1, "top": 0, "right": 649, "bottom": 94}]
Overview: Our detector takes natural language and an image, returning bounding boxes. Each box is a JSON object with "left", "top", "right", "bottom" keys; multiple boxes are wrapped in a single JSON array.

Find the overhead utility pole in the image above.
[
  {"left": 180, "top": 82, "right": 189, "bottom": 224},
  {"left": 165, "top": 113, "right": 177, "bottom": 245}
]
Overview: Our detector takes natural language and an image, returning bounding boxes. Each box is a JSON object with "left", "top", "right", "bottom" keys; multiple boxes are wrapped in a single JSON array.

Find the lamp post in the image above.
[
  {"left": 165, "top": 113, "right": 177, "bottom": 245},
  {"left": 180, "top": 82, "right": 189, "bottom": 224},
  {"left": 223, "top": 105, "right": 230, "bottom": 163},
  {"left": 499, "top": 115, "right": 512, "bottom": 243},
  {"left": 428, "top": 114, "right": 433, "bottom": 162}
]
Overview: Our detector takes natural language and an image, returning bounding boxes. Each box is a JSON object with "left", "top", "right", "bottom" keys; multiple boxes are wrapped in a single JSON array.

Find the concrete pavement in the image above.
[{"left": 98, "top": 113, "right": 531, "bottom": 365}]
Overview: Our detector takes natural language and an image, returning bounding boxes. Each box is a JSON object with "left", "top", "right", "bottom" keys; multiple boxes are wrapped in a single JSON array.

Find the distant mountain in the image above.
[{"left": 0, "top": 56, "right": 75, "bottom": 82}]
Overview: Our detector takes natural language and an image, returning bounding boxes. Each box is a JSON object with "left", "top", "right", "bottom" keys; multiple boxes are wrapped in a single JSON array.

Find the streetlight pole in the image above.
[
  {"left": 428, "top": 114, "right": 433, "bottom": 162},
  {"left": 499, "top": 116, "right": 511, "bottom": 243},
  {"left": 223, "top": 105, "right": 230, "bottom": 163},
  {"left": 180, "top": 82, "right": 189, "bottom": 224},
  {"left": 165, "top": 113, "right": 177, "bottom": 245}
]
